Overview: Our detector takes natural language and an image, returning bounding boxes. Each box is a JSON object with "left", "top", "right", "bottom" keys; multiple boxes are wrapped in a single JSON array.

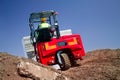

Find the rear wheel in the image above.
[{"left": 59, "top": 53, "right": 71, "bottom": 70}]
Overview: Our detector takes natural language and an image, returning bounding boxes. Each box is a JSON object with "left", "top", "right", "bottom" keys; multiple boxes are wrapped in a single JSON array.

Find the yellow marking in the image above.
[
  {"left": 45, "top": 43, "right": 56, "bottom": 50},
  {"left": 68, "top": 38, "right": 78, "bottom": 45}
]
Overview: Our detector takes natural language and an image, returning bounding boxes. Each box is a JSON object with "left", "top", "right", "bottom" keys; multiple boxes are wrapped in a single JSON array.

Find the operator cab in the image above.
[{"left": 29, "top": 10, "right": 60, "bottom": 43}]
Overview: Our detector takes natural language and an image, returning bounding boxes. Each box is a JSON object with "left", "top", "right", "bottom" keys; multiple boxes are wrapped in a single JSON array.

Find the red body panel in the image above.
[{"left": 36, "top": 34, "right": 85, "bottom": 65}]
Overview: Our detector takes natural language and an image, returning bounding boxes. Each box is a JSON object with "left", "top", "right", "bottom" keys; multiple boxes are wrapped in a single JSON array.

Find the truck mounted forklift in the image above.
[{"left": 29, "top": 10, "right": 85, "bottom": 70}]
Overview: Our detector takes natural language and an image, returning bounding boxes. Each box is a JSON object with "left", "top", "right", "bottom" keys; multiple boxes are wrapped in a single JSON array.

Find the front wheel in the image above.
[{"left": 59, "top": 53, "right": 71, "bottom": 70}]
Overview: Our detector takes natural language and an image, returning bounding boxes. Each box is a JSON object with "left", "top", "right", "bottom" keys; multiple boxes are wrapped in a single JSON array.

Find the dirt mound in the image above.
[
  {"left": 0, "top": 53, "right": 30, "bottom": 80},
  {"left": 0, "top": 53, "right": 68, "bottom": 80},
  {"left": 0, "top": 49, "right": 120, "bottom": 80},
  {"left": 62, "top": 49, "right": 120, "bottom": 80}
]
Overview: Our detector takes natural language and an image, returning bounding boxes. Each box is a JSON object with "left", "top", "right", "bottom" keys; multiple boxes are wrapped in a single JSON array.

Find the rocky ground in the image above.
[{"left": 0, "top": 49, "right": 120, "bottom": 80}]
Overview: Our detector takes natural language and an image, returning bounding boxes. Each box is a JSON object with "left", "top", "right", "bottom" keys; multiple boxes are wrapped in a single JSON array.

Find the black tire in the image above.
[{"left": 59, "top": 53, "right": 71, "bottom": 70}]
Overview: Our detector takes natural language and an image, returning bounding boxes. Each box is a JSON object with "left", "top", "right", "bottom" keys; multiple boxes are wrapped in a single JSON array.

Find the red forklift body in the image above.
[
  {"left": 36, "top": 34, "right": 85, "bottom": 65},
  {"left": 29, "top": 10, "right": 86, "bottom": 70}
]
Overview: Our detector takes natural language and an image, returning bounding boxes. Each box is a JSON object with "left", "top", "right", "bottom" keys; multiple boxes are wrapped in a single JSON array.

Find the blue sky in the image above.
[{"left": 0, "top": 0, "right": 120, "bottom": 56}]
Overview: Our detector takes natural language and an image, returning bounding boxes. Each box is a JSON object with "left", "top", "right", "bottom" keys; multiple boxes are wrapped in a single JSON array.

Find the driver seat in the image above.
[{"left": 36, "top": 28, "right": 51, "bottom": 42}]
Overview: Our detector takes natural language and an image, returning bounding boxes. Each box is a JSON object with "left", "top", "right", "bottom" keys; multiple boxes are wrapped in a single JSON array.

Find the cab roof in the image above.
[{"left": 29, "top": 10, "right": 57, "bottom": 23}]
